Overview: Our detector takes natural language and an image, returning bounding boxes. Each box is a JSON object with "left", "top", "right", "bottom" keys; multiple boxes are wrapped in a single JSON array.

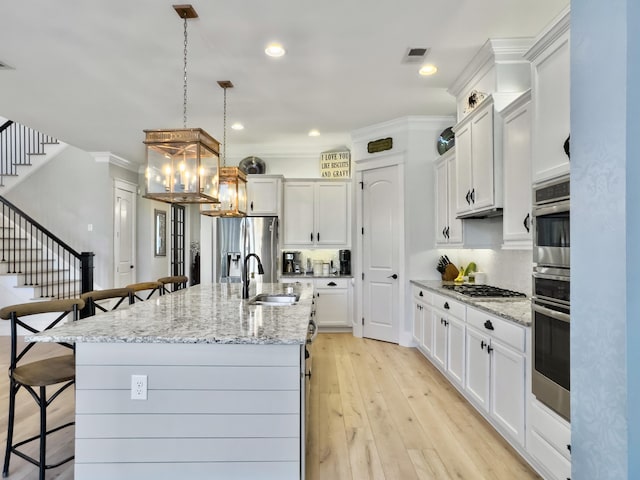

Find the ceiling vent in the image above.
[{"left": 402, "top": 47, "right": 430, "bottom": 64}]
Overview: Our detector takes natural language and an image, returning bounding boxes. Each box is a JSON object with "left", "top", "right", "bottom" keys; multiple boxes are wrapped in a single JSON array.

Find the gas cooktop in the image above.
[{"left": 442, "top": 284, "right": 526, "bottom": 298}]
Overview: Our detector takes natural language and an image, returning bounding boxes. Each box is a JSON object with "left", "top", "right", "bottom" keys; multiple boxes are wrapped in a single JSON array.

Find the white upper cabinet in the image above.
[
  {"left": 453, "top": 98, "right": 502, "bottom": 218},
  {"left": 246, "top": 175, "right": 282, "bottom": 216},
  {"left": 525, "top": 8, "right": 570, "bottom": 184},
  {"left": 283, "top": 180, "right": 350, "bottom": 248},
  {"left": 501, "top": 90, "right": 533, "bottom": 249},
  {"left": 435, "top": 149, "right": 463, "bottom": 246}
]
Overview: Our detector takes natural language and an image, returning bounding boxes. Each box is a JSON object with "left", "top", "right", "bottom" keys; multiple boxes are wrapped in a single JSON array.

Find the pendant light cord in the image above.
[
  {"left": 222, "top": 86, "right": 227, "bottom": 166},
  {"left": 183, "top": 16, "right": 188, "bottom": 129}
]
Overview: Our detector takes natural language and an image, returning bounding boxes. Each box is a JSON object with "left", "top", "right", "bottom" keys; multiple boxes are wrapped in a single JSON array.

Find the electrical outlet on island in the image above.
[{"left": 131, "top": 374, "right": 148, "bottom": 400}]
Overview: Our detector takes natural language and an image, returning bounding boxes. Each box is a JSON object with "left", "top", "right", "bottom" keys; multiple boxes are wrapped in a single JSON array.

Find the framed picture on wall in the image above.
[{"left": 154, "top": 209, "right": 166, "bottom": 257}]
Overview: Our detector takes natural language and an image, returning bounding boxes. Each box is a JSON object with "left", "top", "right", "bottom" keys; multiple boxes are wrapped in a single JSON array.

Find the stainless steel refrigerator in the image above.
[{"left": 215, "top": 216, "right": 278, "bottom": 284}]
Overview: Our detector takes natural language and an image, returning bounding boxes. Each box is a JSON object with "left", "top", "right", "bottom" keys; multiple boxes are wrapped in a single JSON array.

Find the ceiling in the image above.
[{"left": 0, "top": 0, "right": 568, "bottom": 167}]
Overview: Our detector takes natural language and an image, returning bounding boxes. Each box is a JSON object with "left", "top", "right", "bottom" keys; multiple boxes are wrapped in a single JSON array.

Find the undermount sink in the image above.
[{"left": 249, "top": 293, "right": 300, "bottom": 306}]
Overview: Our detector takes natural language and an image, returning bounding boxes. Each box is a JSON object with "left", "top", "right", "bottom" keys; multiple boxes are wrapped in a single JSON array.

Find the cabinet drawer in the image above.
[
  {"left": 530, "top": 399, "right": 571, "bottom": 461},
  {"left": 467, "top": 307, "right": 524, "bottom": 352},
  {"left": 314, "top": 278, "right": 349, "bottom": 289},
  {"left": 528, "top": 429, "right": 571, "bottom": 480},
  {"left": 431, "top": 293, "right": 465, "bottom": 319},
  {"left": 413, "top": 286, "right": 432, "bottom": 303}
]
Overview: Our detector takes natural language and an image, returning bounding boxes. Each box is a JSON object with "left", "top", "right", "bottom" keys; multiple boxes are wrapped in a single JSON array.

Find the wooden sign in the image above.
[
  {"left": 320, "top": 151, "right": 351, "bottom": 179},
  {"left": 367, "top": 137, "right": 393, "bottom": 154}
]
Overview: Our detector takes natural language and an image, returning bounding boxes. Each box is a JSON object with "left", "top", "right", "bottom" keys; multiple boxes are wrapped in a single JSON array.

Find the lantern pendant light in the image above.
[
  {"left": 143, "top": 4, "right": 220, "bottom": 204},
  {"left": 200, "top": 81, "right": 248, "bottom": 217}
]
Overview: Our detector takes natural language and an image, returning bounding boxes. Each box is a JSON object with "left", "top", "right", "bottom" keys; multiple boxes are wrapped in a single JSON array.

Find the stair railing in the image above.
[
  {"left": 0, "top": 195, "right": 94, "bottom": 299},
  {"left": 0, "top": 120, "right": 59, "bottom": 185}
]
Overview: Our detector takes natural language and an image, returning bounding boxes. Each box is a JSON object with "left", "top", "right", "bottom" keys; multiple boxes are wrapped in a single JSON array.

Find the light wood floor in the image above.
[{"left": 0, "top": 334, "right": 540, "bottom": 479}]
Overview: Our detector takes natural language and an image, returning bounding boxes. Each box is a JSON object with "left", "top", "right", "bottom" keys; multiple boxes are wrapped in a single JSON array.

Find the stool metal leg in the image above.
[
  {"left": 39, "top": 386, "right": 46, "bottom": 480},
  {"left": 2, "top": 380, "right": 16, "bottom": 478}
]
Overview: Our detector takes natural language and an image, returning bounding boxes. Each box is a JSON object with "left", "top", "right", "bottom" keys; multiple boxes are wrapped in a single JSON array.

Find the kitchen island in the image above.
[{"left": 29, "top": 282, "right": 314, "bottom": 480}]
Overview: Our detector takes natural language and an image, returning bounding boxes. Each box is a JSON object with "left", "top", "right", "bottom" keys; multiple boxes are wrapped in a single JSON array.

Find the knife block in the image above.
[{"left": 442, "top": 264, "right": 459, "bottom": 281}]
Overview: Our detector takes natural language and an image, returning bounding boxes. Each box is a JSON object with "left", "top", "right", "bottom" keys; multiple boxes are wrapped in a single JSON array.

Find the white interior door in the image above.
[
  {"left": 114, "top": 181, "right": 137, "bottom": 287},
  {"left": 362, "top": 165, "right": 400, "bottom": 343}
]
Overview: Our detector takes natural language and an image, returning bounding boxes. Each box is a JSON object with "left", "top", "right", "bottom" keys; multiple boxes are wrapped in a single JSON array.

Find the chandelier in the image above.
[
  {"left": 143, "top": 4, "right": 220, "bottom": 204},
  {"left": 200, "top": 81, "right": 248, "bottom": 217}
]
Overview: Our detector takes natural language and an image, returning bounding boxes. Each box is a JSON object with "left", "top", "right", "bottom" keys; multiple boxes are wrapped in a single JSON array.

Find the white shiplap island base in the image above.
[{"left": 28, "top": 282, "right": 314, "bottom": 480}]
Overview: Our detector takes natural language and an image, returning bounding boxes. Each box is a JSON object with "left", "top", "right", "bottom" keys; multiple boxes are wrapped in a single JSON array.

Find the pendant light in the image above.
[
  {"left": 200, "top": 81, "right": 248, "bottom": 217},
  {"left": 143, "top": 4, "right": 220, "bottom": 204}
]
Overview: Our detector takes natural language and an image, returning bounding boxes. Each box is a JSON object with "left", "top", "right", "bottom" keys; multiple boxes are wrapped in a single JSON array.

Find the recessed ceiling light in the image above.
[
  {"left": 265, "top": 43, "right": 286, "bottom": 57},
  {"left": 308, "top": 129, "right": 320, "bottom": 137},
  {"left": 231, "top": 122, "right": 244, "bottom": 131},
  {"left": 419, "top": 64, "right": 438, "bottom": 76}
]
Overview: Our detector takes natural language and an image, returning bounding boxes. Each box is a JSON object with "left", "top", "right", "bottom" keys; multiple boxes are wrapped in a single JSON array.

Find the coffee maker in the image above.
[
  {"left": 282, "top": 251, "right": 301, "bottom": 274},
  {"left": 339, "top": 249, "right": 351, "bottom": 275}
]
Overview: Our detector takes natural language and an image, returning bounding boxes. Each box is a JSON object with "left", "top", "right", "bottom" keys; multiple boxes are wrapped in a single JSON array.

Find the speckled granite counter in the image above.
[
  {"left": 410, "top": 279, "right": 531, "bottom": 326},
  {"left": 28, "top": 282, "right": 314, "bottom": 345},
  {"left": 280, "top": 273, "right": 353, "bottom": 280}
]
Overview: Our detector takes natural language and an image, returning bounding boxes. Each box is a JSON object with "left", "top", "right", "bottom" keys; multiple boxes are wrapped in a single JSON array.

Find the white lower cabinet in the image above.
[
  {"left": 412, "top": 286, "right": 433, "bottom": 357},
  {"left": 314, "top": 278, "right": 351, "bottom": 328},
  {"left": 466, "top": 307, "right": 526, "bottom": 447},
  {"left": 282, "top": 277, "right": 352, "bottom": 329},
  {"left": 431, "top": 294, "right": 466, "bottom": 390}
]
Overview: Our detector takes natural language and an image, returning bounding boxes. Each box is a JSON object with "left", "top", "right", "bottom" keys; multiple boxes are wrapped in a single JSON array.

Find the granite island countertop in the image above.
[
  {"left": 27, "top": 282, "right": 314, "bottom": 345},
  {"left": 410, "top": 279, "right": 531, "bottom": 326}
]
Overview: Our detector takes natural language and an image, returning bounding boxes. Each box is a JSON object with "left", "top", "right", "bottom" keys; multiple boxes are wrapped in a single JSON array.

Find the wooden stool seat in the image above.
[
  {"left": 125, "top": 281, "right": 163, "bottom": 302},
  {"left": 13, "top": 354, "right": 75, "bottom": 387},
  {"left": 158, "top": 275, "right": 188, "bottom": 294},
  {"left": 81, "top": 288, "right": 133, "bottom": 315}
]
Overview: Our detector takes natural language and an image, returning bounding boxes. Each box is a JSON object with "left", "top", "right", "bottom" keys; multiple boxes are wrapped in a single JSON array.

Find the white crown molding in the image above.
[
  {"left": 351, "top": 115, "right": 454, "bottom": 144},
  {"left": 90, "top": 151, "right": 138, "bottom": 172},
  {"left": 448, "top": 38, "right": 533, "bottom": 98},
  {"left": 525, "top": 6, "right": 571, "bottom": 62}
]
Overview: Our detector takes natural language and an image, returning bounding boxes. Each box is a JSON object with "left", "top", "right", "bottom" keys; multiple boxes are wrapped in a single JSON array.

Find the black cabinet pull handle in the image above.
[
  {"left": 465, "top": 190, "right": 471, "bottom": 205},
  {"left": 484, "top": 320, "right": 494, "bottom": 331},
  {"left": 327, "top": 281, "right": 337, "bottom": 286},
  {"left": 567, "top": 444, "right": 571, "bottom": 453},
  {"left": 442, "top": 227, "right": 447, "bottom": 238},
  {"left": 317, "top": 232, "right": 320, "bottom": 242},
  {"left": 480, "top": 340, "right": 486, "bottom": 350},
  {"left": 487, "top": 345, "right": 493, "bottom": 354},
  {"left": 419, "top": 291, "right": 423, "bottom": 297},
  {"left": 470, "top": 188, "right": 475, "bottom": 203},
  {"left": 310, "top": 232, "right": 313, "bottom": 242},
  {"left": 250, "top": 201, "right": 254, "bottom": 211},
  {"left": 445, "top": 226, "right": 450, "bottom": 238},
  {"left": 445, "top": 320, "right": 449, "bottom": 326},
  {"left": 444, "top": 302, "right": 450, "bottom": 310},
  {"left": 523, "top": 213, "right": 530, "bottom": 232},
  {"left": 388, "top": 274, "right": 398, "bottom": 280}
]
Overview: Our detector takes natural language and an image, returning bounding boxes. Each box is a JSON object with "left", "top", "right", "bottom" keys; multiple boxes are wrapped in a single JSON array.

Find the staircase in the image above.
[
  {"left": 0, "top": 119, "right": 93, "bottom": 334},
  {"left": 0, "top": 117, "right": 68, "bottom": 192}
]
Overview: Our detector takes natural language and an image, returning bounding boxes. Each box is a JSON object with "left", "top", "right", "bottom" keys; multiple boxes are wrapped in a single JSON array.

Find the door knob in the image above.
[
  {"left": 130, "top": 265, "right": 134, "bottom": 269},
  {"left": 388, "top": 274, "right": 398, "bottom": 279}
]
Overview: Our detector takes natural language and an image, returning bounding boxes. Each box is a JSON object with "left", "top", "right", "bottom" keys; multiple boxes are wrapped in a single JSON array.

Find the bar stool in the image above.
[
  {"left": 80, "top": 287, "right": 133, "bottom": 316},
  {"left": 125, "top": 281, "right": 163, "bottom": 303},
  {"left": 158, "top": 275, "right": 188, "bottom": 294},
  {"left": 0, "top": 297, "right": 85, "bottom": 480}
]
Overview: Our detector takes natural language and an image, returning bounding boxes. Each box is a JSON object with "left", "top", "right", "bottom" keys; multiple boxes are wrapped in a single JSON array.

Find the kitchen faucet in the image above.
[{"left": 242, "top": 253, "right": 264, "bottom": 299}]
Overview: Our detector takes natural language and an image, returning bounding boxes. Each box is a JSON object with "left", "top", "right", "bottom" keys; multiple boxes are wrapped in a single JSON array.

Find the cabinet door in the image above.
[
  {"left": 315, "top": 287, "right": 349, "bottom": 327},
  {"left": 316, "top": 182, "right": 349, "bottom": 246},
  {"left": 446, "top": 155, "right": 463, "bottom": 244},
  {"left": 455, "top": 122, "right": 473, "bottom": 214},
  {"left": 435, "top": 159, "right": 449, "bottom": 245},
  {"left": 432, "top": 310, "right": 447, "bottom": 371},
  {"left": 247, "top": 177, "right": 280, "bottom": 216},
  {"left": 532, "top": 32, "right": 570, "bottom": 183},
  {"left": 465, "top": 326, "right": 491, "bottom": 412},
  {"left": 502, "top": 99, "right": 532, "bottom": 246},
  {"left": 412, "top": 301, "right": 423, "bottom": 344},
  {"left": 491, "top": 340, "right": 525, "bottom": 446},
  {"left": 446, "top": 316, "right": 466, "bottom": 389},
  {"left": 283, "top": 182, "right": 315, "bottom": 246},
  {"left": 421, "top": 303, "right": 434, "bottom": 357},
  {"left": 470, "top": 105, "right": 495, "bottom": 210}
]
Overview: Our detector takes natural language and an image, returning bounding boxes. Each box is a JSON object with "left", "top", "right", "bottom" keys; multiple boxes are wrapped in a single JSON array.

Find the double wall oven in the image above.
[{"left": 531, "top": 175, "right": 570, "bottom": 421}]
